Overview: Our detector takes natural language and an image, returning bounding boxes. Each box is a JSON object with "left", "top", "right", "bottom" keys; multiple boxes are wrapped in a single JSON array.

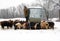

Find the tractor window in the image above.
[
  {"left": 29, "top": 8, "right": 47, "bottom": 22},
  {"left": 29, "top": 8, "right": 46, "bottom": 19}
]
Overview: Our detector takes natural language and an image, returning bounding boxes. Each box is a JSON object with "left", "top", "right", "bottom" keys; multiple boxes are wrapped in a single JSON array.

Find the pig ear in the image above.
[
  {"left": 41, "top": 20, "right": 43, "bottom": 22},
  {"left": 9, "top": 19, "right": 11, "bottom": 21},
  {"left": 0, "top": 22, "right": 1, "bottom": 25}
]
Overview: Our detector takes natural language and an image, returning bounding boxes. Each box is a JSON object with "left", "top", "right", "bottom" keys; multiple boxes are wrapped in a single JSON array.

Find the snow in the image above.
[
  {"left": 0, "top": 18, "right": 26, "bottom": 22},
  {"left": 0, "top": 29, "right": 60, "bottom": 41},
  {"left": 0, "top": 18, "right": 60, "bottom": 41},
  {"left": 48, "top": 18, "right": 59, "bottom": 22}
]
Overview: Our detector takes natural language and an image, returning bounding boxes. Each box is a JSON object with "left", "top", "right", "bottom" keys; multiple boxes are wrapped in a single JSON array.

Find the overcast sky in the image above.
[{"left": 0, "top": 0, "right": 35, "bottom": 9}]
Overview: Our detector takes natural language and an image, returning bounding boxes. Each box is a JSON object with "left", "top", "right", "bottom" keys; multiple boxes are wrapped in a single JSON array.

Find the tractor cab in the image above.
[{"left": 28, "top": 7, "right": 47, "bottom": 23}]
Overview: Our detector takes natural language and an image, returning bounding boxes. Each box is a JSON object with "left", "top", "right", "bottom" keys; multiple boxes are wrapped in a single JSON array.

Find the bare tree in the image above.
[
  {"left": 32, "top": 0, "right": 50, "bottom": 20},
  {"left": 35, "top": 0, "right": 60, "bottom": 20},
  {"left": 59, "top": 0, "right": 60, "bottom": 20}
]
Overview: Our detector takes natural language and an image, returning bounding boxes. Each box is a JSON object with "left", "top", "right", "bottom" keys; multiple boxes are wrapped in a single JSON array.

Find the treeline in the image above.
[{"left": 0, "top": 5, "right": 25, "bottom": 18}]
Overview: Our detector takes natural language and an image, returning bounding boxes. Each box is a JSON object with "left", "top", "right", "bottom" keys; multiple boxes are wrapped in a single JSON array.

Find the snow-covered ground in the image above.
[
  {"left": 0, "top": 18, "right": 60, "bottom": 41},
  {"left": 0, "top": 18, "right": 26, "bottom": 22}
]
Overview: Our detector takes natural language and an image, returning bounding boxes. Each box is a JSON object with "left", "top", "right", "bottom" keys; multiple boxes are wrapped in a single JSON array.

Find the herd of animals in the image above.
[
  {"left": 0, "top": 6, "right": 55, "bottom": 30},
  {"left": 0, "top": 20, "right": 54, "bottom": 30}
]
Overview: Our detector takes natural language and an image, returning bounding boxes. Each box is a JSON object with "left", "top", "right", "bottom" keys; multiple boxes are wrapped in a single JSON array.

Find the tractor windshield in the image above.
[{"left": 29, "top": 8, "right": 47, "bottom": 22}]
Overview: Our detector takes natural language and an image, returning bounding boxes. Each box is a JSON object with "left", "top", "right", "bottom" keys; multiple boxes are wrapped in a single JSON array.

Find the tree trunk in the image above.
[
  {"left": 59, "top": 0, "right": 60, "bottom": 20},
  {"left": 59, "top": 9, "right": 60, "bottom": 20}
]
